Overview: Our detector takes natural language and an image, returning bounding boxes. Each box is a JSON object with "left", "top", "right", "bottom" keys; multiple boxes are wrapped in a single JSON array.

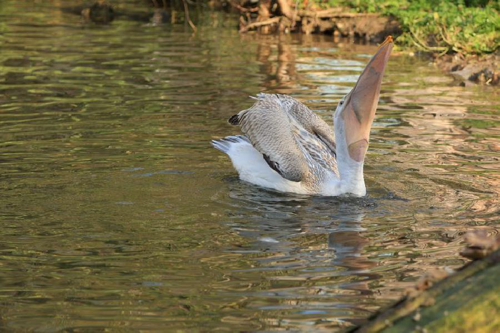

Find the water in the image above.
[{"left": 0, "top": 1, "right": 498, "bottom": 331}]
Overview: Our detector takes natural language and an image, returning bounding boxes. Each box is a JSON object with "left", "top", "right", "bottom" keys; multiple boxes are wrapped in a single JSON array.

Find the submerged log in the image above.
[{"left": 349, "top": 233, "right": 500, "bottom": 332}]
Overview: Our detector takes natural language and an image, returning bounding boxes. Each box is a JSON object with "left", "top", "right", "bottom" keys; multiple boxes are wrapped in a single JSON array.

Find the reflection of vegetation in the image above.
[
  {"left": 460, "top": 118, "right": 500, "bottom": 129},
  {"left": 469, "top": 108, "right": 499, "bottom": 115},
  {"left": 311, "top": 0, "right": 499, "bottom": 54}
]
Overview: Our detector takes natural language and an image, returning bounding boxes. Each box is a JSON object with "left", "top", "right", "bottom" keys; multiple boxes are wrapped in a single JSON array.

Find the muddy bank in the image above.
[{"left": 236, "top": 4, "right": 401, "bottom": 43}]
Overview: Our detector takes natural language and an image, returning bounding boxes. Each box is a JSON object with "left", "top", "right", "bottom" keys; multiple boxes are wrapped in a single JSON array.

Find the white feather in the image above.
[{"left": 212, "top": 136, "right": 311, "bottom": 194}]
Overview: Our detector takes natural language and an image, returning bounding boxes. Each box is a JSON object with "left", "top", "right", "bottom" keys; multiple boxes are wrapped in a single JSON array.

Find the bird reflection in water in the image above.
[{"left": 224, "top": 179, "right": 381, "bottom": 321}]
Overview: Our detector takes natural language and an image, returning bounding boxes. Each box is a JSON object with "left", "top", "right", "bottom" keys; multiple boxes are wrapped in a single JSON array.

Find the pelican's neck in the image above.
[{"left": 333, "top": 118, "right": 367, "bottom": 196}]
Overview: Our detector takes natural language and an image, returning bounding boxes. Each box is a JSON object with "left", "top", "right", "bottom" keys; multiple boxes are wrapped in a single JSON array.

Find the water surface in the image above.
[{"left": 0, "top": 1, "right": 499, "bottom": 331}]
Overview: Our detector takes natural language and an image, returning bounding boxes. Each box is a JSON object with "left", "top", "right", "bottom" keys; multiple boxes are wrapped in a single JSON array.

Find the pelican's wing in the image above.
[
  {"left": 293, "top": 125, "right": 339, "bottom": 177},
  {"left": 273, "top": 94, "right": 336, "bottom": 155},
  {"left": 228, "top": 93, "right": 337, "bottom": 182}
]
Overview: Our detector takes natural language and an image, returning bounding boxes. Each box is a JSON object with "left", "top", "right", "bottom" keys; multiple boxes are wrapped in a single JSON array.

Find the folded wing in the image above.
[{"left": 228, "top": 94, "right": 337, "bottom": 182}]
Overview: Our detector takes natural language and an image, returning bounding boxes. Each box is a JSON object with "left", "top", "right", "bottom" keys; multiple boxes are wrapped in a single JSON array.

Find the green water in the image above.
[{"left": 0, "top": 1, "right": 498, "bottom": 331}]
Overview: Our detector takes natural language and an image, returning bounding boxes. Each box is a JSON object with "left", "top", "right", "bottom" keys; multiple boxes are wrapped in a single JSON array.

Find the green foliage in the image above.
[
  {"left": 395, "top": 1, "right": 499, "bottom": 54},
  {"left": 305, "top": 0, "right": 499, "bottom": 55}
]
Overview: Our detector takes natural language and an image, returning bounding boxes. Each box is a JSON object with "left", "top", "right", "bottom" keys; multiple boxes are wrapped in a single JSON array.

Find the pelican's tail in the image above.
[
  {"left": 211, "top": 135, "right": 310, "bottom": 194},
  {"left": 211, "top": 135, "right": 250, "bottom": 154}
]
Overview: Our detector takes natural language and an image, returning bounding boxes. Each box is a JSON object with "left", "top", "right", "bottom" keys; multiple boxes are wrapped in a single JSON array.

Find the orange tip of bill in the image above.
[{"left": 379, "top": 36, "right": 394, "bottom": 48}]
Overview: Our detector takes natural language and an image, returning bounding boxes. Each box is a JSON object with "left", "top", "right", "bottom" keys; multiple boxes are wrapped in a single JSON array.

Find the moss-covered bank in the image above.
[{"left": 349, "top": 232, "right": 500, "bottom": 332}]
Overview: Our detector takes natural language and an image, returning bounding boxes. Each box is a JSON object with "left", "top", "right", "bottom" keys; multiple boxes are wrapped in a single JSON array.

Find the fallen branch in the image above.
[
  {"left": 299, "top": 10, "right": 379, "bottom": 18},
  {"left": 239, "top": 17, "right": 281, "bottom": 33}
]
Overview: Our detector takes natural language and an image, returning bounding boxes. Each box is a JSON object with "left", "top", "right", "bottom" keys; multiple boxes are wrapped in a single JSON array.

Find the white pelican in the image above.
[{"left": 212, "top": 36, "right": 393, "bottom": 197}]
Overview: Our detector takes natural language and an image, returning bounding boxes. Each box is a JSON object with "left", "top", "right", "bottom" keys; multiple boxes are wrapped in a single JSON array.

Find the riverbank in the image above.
[{"left": 229, "top": 0, "right": 499, "bottom": 85}]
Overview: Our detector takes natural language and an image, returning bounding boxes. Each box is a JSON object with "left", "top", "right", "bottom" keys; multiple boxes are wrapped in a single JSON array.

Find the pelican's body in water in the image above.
[{"left": 212, "top": 37, "right": 393, "bottom": 197}]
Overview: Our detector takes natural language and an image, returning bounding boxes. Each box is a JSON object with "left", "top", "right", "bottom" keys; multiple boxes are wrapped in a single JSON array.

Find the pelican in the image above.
[{"left": 212, "top": 36, "right": 393, "bottom": 197}]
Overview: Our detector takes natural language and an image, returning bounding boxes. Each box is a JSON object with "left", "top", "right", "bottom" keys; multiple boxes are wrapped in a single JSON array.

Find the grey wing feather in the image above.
[
  {"left": 229, "top": 94, "right": 338, "bottom": 182},
  {"left": 230, "top": 94, "right": 308, "bottom": 182},
  {"left": 273, "top": 94, "right": 337, "bottom": 155},
  {"left": 293, "top": 126, "right": 338, "bottom": 176}
]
